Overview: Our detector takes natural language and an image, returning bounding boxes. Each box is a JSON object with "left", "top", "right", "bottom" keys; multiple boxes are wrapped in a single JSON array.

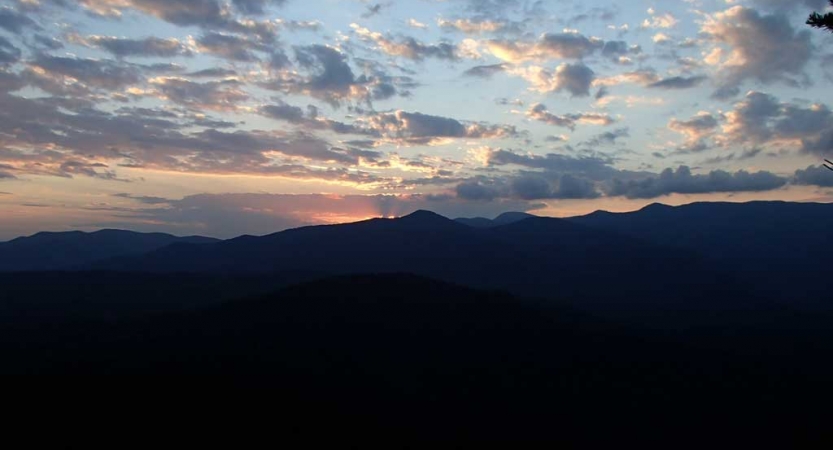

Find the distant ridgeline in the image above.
[{"left": 2, "top": 201, "right": 832, "bottom": 314}]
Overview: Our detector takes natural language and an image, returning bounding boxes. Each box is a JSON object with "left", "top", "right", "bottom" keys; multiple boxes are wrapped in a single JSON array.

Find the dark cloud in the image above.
[
  {"left": 487, "top": 149, "right": 629, "bottom": 182},
  {"left": 151, "top": 77, "right": 249, "bottom": 111},
  {"left": 513, "top": 63, "right": 596, "bottom": 97},
  {"left": 456, "top": 181, "right": 500, "bottom": 201},
  {"left": 608, "top": 166, "right": 787, "bottom": 199},
  {"left": 231, "top": 0, "right": 287, "bottom": 15},
  {"left": 0, "top": 36, "right": 21, "bottom": 65},
  {"left": 647, "top": 75, "right": 707, "bottom": 90},
  {"left": 794, "top": 165, "right": 833, "bottom": 187},
  {"left": 31, "top": 54, "right": 142, "bottom": 91},
  {"left": 526, "top": 104, "right": 614, "bottom": 130},
  {"left": 487, "top": 32, "right": 605, "bottom": 62},
  {"left": 87, "top": 36, "right": 192, "bottom": 58},
  {"left": 365, "top": 111, "right": 516, "bottom": 144},
  {"left": 668, "top": 113, "right": 720, "bottom": 152},
  {"left": 361, "top": 3, "right": 385, "bottom": 18},
  {"left": 0, "top": 6, "right": 38, "bottom": 33},
  {"left": 186, "top": 68, "right": 238, "bottom": 78},
  {"left": 751, "top": 0, "right": 828, "bottom": 11},
  {"left": 259, "top": 101, "right": 376, "bottom": 137},
  {"left": 352, "top": 25, "right": 460, "bottom": 61},
  {"left": 510, "top": 173, "right": 600, "bottom": 200},
  {"left": 702, "top": 6, "right": 813, "bottom": 95},
  {"left": 722, "top": 92, "right": 833, "bottom": 152},
  {"left": 195, "top": 32, "right": 268, "bottom": 62},
  {"left": 583, "top": 128, "right": 629, "bottom": 147},
  {"left": 601, "top": 40, "right": 641, "bottom": 63},
  {"left": 286, "top": 45, "right": 381, "bottom": 106},
  {"left": 463, "top": 63, "right": 507, "bottom": 78}
]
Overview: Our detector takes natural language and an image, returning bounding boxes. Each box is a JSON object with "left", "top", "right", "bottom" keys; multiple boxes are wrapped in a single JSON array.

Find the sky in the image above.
[{"left": 0, "top": 0, "right": 832, "bottom": 239}]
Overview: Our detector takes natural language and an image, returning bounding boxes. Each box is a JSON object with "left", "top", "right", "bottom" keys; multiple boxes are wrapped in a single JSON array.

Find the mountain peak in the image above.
[
  {"left": 400, "top": 210, "right": 449, "bottom": 221},
  {"left": 641, "top": 203, "right": 672, "bottom": 211},
  {"left": 494, "top": 211, "right": 536, "bottom": 225}
]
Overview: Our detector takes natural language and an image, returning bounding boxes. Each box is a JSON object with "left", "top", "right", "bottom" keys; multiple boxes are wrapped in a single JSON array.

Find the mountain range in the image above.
[
  {"left": 3, "top": 201, "right": 833, "bottom": 439},
  {"left": 2, "top": 201, "right": 830, "bottom": 314}
]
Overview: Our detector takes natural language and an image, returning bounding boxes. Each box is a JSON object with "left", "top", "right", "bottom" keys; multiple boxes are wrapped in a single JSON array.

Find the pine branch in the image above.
[{"left": 807, "top": 1, "right": 833, "bottom": 33}]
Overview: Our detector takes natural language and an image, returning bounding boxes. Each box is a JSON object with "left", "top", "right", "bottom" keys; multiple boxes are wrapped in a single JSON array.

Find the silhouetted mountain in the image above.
[
  {"left": 455, "top": 211, "right": 537, "bottom": 228},
  {"left": 92, "top": 210, "right": 752, "bottom": 323},
  {"left": 0, "top": 229, "right": 219, "bottom": 272},
  {"left": 569, "top": 201, "right": 833, "bottom": 307},
  {"left": 2, "top": 274, "right": 830, "bottom": 440},
  {"left": 0, "top": 270, "right": 324, "bottom": 323}
]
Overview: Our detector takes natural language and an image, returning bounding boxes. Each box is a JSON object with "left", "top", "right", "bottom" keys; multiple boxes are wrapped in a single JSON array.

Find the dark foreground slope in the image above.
[
  {"left": 0, "top": 229, "right": 218, "bottom": 272},
  {"left": 2, "top": 274, "right": 831, "bottom": 441},
  {"left": 570, "top": 201, "right": 833, "bottom": 307}
]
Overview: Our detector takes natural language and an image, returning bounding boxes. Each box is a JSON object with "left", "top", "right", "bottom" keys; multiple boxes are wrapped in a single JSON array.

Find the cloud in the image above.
[
  {"left": 794, "top": 165, "right": 833, "bottom": 187},
  {"left": 194, "top": 32, "right": 268, "bottom": 62},
  {"left": 510, "top": 173, "right": 600, "bottom": 200},
  {"left": 583, "top": 127, "right": 629, "bottom": 147},
  {"left": 510, "top": 63, "right": 595, "bottom": 96},
  {"left": 750, "top": 0, "right": 828, "bottom": 11},
  {"left": 456, "top": 181, "right": 500, "bottom": 201},
  {"left": 351, "top": 24, "right": 461, "bottom": 61},
  {"left": 608, "top": 166, "right": 787, "bottom": 199},
  {"left": 0, "top": 91, "right": 387, "bottom": 182},
  {"left": 0, "top": 36, "right": 21, "bottom": 65},
  {"left": 231, "top": 0, "right": 287, "bottom": 15},
  {"left": 487, "top": 32, "right": 604, "bottom": 63},
  {"left": 701, "top": 6, "right": 813, "bottom": 95},
  {"left": 83, "top": 35, "right": 192, "bottom": 58},
  {"left": 259, "top": 101, "right": 377, "bottom": 137},
  {"left": 526, "top": 103, "right": 615, "bottom": 130},
  {"left": 438, "top": 18, "right": 505, "bottom": 34},
  {"left": 463, "top": 63, "right": 507, "bottom": 78},
  {"left": 363, "top": 110, "right": 517, "bottom": 145},
  {"left": 265, "top": 44, "right": 405, "bottom": 107},
  {"left": 647, "top": 75, "right": 707, "bottom": 90},
  {"left": 30, "top": 54, "right": 143, "bottom": 91},
  {"left": 668, "top": 112, "right": 720, "bottom": 152},
  {"left": 721, "top": 91, "right": 833, "bottom": 151},
  {"left": 486, "top": 149, "right": 628, "bottom": 182},
  {"left": 0, "top": 6, "right": 38, "bottom": 33},
  {"left": 150, "top": 77, "right": 249, "bottom": 111}
]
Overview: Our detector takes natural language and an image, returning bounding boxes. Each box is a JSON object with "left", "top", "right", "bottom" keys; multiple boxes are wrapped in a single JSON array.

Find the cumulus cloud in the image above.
[
  {"left": 150, "top": 77, "right": 249, "bottom": 111},
  {"left": 0, "top": 6, "right": 38, "bottom": 33},
  {"left": 265, "top": 44, "right": 406, "bottom": 107},
  {"left": 438, "top": 18, "right": 505, "bottom": 34},
  {"left": 583, "top": 127, "right": 629, "bottom": 147},
  {"left": 193, "top": 32, "right": 270, "bottom": 61},
  {"left": 487, "top": 32, "right": 604, "bottom": 62},
  {"left": 351, "top": 24, "right": 461, "bottom": 61},
  {"left": 526, "top": 103, "right": 615, "bottom": 130},
  {"left": 608, "top": 166, "right": 787, "bottom": 199},
  {"left": 668, "top": 112, "right": 720, "bottom": 153},
  {"left": 463, "top": 63, "right": 507, "bottom": 78},
  {"left": 701, "top": 6, "right": 813, "bottom": 96},
  {"left": 363, "top": 110, "right": 517, "bottom": 145},
  {"left": 30, "top": 54, "right": 143, "bottom": 91},
  {"left": 510, "top": 63, "right": 595, "bottom": 96},
  {"left": 794, "top": 165, "right": 833, "bottom": 187},
  {"left": 721, "top": 91, "right": 833, "bottom": 152},
  {"left": 647, "top": 75, "right": 707, "bottom": 90},
  {"left": 83, "top": 35, "right": 193, "bottom": 58}
]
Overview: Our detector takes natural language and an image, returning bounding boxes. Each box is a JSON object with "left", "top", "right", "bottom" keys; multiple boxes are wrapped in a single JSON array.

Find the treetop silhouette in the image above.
[{"left": 808, "top": 1, "right": 833, "bottom": 32}]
